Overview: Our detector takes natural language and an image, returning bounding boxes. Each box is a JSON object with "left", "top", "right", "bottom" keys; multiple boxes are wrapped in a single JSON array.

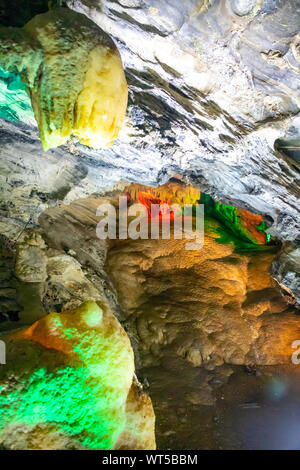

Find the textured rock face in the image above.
[
  {"left": 0, "top": 227, "right": 109, "bottom": 332},
  {"left": 272, "top": 241, "right": 300, "bottom": 306},
  {"left": 15, "top": 232, "right": 48, "bottom": 283},
  {"left": 64, "top": 0, "right": 300, "bottom": 237},
  {"left": 0, "top": 1, "right": 299, "bottom": 450},
  {"left": 1, "top": 183, "right": 295, "bottom": 449},
  {"left": 0, "top": 300, "right": 156, "bottom": 450},
  {"left": 0, "top": 8, "right": 128, "bottom": 150},
  {"left": 0, "top": 2, "right": 298, "bottom": 232},
  {"left": 0, "top": 1, "right": 299, "bottom": 299},
  {"left": 0, "top": 236, "right": 23, "bottom": 326},
  {"left": 125, "top": 181, "right": 272, "bottom": 245},
  {"left": 0, "top": 217, "right": 156, "bottom": 449},
  {"left": 106, "top": 220, "right": 298, "bottom": 370},
  {"left": 103, "top": 202, "right": 300, "bottom": 449},
  {"left": 34, "top": 184, "right": 298, "bottom": 373}
]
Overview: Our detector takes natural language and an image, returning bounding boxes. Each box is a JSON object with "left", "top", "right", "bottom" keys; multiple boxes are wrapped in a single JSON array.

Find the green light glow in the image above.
[
  {"left": 199, "top": 193, "right": 273, "bottom": 251},
  {"left": 0, "top": 367, "right": 116, "bottom": 449},
  {"left": 0, "top": 67, "right": 34, "bottom": 123},
  {"left": 0, "top": 301, "right": 134, "bottom": 449}
]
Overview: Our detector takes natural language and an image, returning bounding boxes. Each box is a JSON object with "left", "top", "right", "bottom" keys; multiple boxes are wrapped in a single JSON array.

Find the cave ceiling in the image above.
[{"left": 0, "top": 0, "right": 298, "bottom": 234}]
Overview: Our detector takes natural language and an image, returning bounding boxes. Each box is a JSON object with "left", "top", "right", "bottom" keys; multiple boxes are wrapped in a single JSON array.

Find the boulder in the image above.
[{"left": 0, "top": 300, "right": 156, "bottom": 450}]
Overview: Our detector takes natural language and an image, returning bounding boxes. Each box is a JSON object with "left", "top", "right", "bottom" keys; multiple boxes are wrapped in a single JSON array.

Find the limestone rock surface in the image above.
[
  {"left": 0, "top": 8, "right": 128, "bottom": 150},
  {"left": 0, "top": 1, "right": 299, "bottom": 299},
  {"left": 0, "top": 300, "right": 156, "bottom": 450}
]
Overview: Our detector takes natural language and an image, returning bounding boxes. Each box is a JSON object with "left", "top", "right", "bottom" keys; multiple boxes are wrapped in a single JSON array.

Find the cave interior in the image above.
[{"left": 0, "top": 0, "right": 299, "bottom": 451}]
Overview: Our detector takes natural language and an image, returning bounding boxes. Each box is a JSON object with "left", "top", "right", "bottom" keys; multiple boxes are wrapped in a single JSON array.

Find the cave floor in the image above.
[{"left": 140, "top": 363, "right": 300, "bottom": 450}]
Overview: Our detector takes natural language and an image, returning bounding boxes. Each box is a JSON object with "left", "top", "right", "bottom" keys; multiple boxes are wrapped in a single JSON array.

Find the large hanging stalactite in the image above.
[{"left": 0, "top": 7, "right": 128, "bottom": 150}]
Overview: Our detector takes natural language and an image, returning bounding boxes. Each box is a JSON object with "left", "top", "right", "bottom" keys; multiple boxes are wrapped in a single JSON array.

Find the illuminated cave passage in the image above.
[
  {"left": 104, "top": 182, "right": 300, "bottom": 449},
  {"left": 0, "top": 0, "right": 299, "bottom": 452},
  {"left": 0, "top": 179, "right": 299, "bottom": 450}
]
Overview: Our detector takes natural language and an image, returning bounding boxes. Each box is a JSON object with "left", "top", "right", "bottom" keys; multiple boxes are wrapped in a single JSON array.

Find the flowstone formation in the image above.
[
  {"left": 0, "top": 7, "right": 128, "bottom": 150},
  {"left": 103, "top": 183, "right": 300, "bottom": 449},
  {"left": 0, "top": 300, "right": 155, "bottom": 450},
  {"left": 105, "top": 183, "right": 296, "bottom": 370},
  {"left": 125, "top": 181, "right": 272, "bottom": 247},
  {"left": 31, "top": 182, "right": 299, "bottom": 449},
  {"left": 0, "top": 0, "right": 299, "bottom": 451},
  {"left": 0, "top": 1, "right": 298, "bottom": 301}
]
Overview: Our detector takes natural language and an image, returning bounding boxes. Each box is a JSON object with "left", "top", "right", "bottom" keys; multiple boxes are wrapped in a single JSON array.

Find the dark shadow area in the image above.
[{"left": 0, "top": 0, "right": 66, "bottom": 27}]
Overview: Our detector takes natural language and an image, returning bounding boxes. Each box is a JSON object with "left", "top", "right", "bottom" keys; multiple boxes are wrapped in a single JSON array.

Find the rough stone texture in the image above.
[
  {"left": 0, "top": 8, "right": 128, "bottom": 150},
  {"left": 271, "top": 241, "right": 300, "bottom": 306},
  {"left": 0, "top": 1, "right": 299, "bottom": 450},
  {"left": 0, "top": 1, "right": 298, "bottom": 233},
  {"left": 64, "top": 0, "right": 300, "bottom": 239},
  {"left": 0, "top": 26, "right": 42, "bottom": 89},
  {"left": 104, "top": 210, "right": 300, "bottom": 449},
  {"left": 0, "top": 300, "right": 156, "bottom": 450},
  {"left": 0, "top": 1, "right": 299, "bottom": 297},
  {"left": 106, "top": 226, "right": 298, "bottom": 371},
  {"left": 0, "top": 236, "right": 23, "bottom": 326},
  {"left": 0, "top": 225, "right": 110, "bottom": 331},
  {"left": 38, "top": 194, "right": 111, "bottom": 275},
  {"left": 7, "top": 186, "right": 298, "bottom": 450},
  {"left": 34, "top": 186, "right": 299, "bottom": 374},
  {"left": 15, "top": 232, "right": 47, "bottom": 282}
]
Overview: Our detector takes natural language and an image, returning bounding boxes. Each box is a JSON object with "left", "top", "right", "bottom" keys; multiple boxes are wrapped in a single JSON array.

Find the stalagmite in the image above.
[{"left": 0, "top": 301, "right": 155, "bottom": 450}]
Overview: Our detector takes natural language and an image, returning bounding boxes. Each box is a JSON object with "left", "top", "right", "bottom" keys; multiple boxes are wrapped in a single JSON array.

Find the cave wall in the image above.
[
  {"left": 0, "top": 1, "right": 298, "bottom": 301},
  {"left": 0, "top": 1, "right": 299, "bottom": 450}
]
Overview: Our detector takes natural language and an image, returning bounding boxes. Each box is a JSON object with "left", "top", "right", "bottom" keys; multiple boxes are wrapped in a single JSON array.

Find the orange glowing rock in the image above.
[
  {"left": 235, "top": 208, "right": 266, "bottom": 245},
  {"left": 124, "top": 181, "right": 271, "bottom": 248}
]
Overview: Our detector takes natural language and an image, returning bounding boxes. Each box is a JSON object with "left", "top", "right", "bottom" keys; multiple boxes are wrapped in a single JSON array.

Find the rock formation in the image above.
[
  {"left": 0, "top": 8, "right": 128, "bottom": 150},
  {"left": 0, "top": 1, "right": 299, "bottom": 300},
  {"left": 36, "top": 184, "right": 300, "bottom": 448},
  {"left": 0, "top": 300, "right": 155, "bottom": 450},
  {"left": 0, "top": 0, "right": 299, "bottom": 451},
  {"left": 106, "top": 185, "right": 297, "bottom": 370}
]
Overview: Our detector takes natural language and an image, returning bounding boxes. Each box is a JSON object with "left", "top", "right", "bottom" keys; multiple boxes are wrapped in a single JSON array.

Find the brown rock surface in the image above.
[{"left": 106, "top": 225, "right": 298, "bottom": 370}]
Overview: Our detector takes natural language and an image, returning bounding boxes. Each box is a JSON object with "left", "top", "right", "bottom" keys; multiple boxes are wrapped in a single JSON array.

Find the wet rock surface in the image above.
[{"left": 144, "top": 363, "right": 300, "bottom": 449}]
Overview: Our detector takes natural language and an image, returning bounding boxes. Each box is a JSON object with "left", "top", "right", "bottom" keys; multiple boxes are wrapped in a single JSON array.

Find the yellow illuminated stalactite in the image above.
[
  {"left": 73, "top": 47, "right": 128, "bottom": 149},
  {"left": 0, "top": 8, "right": 128, "bottom": 151}
]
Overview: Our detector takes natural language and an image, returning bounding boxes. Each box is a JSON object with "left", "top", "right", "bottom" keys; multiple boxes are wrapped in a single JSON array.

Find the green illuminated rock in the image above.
[
  {"left": 0, "top": 301, "right": 156, "bottom": 450},
  {"left": 0, "top": 68, "right": 34, "bottom": 123},
  {"left": 200, "top": 192, "right": 273, "bottom": 249}
]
